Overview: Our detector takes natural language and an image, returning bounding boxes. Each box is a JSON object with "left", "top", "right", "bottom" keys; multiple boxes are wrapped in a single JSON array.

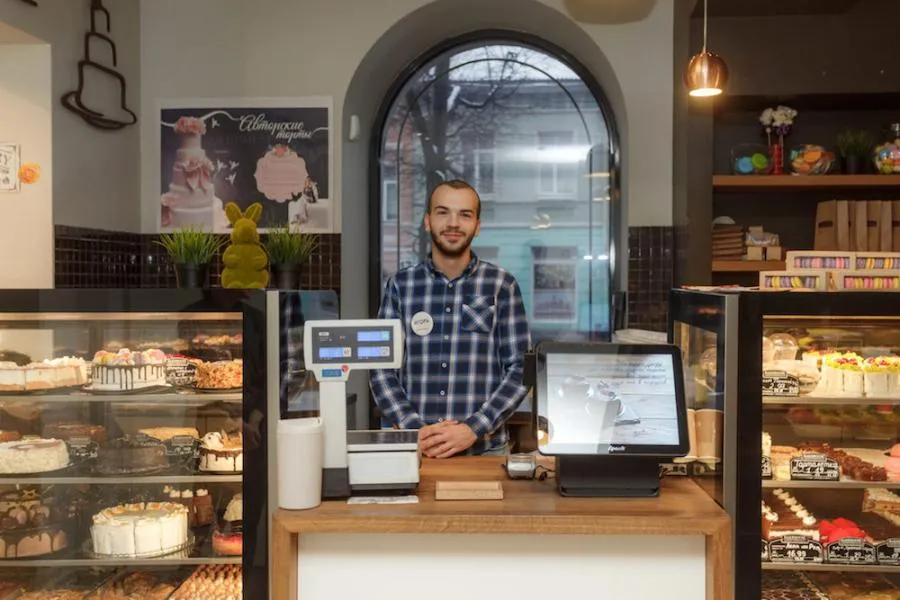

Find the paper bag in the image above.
[{"left": 815, "top": 200, "right": 851, "bottom": 251}]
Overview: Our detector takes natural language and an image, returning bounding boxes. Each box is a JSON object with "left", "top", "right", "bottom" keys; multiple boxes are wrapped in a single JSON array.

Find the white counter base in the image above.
[{"left": 297, "top": 533, "right": 705, "bottom": 600}]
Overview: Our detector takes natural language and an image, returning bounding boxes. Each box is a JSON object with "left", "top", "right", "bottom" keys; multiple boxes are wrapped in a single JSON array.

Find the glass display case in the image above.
[
  {"left": 0, "top": 290, "right": 269, "bottom": 600},
  {"left": 670, "top": 289, "right": 900, "bottom": 600}
]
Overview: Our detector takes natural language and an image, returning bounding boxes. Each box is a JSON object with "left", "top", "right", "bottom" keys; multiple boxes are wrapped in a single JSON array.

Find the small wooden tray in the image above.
[{"left": 435, "top": 480, "right": 504, "bottom": 501}]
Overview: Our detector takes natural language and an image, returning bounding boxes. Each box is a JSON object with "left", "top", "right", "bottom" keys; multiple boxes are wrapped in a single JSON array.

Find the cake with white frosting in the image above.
[
  {"left": 198, "top": 431, "right": 243, "bottom": 472},
  {"left": 0, "top": 357, "right": 88, "bottom": 392},
  {"left": 90, "top": 501, "right": 188, "bottom": 556},
  {"left": 0, "top": 439, "right": 69, "bottom": 474},
  {"left": 91, "top": 348, "right": 167, "bottom": 391}
]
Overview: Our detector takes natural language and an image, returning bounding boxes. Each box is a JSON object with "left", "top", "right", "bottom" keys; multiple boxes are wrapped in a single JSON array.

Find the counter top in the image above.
[
  {"left": 272, "top": 457, "right": 732, "bottom": 600},
  {"left": 273, "top": 456, "right": 728, "bottom": 536}
]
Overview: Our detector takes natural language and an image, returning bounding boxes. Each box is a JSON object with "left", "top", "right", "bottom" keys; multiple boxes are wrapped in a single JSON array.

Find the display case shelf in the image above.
[
  {"left": 0, "top": 556, "right": 242, "bottom": 568},
  {"left": 0, "top": 392, "right": 242, "bottom": 404},
  {"left": 0, "top": 474, "right": 243, "bottom": 485},
  {"left": 763, "top": 479, "right": 900, "bottom": 490},
  {"left": 763, "top": 395, "right": 900, "bottom": 406},
  {"left": 713, "top": 174, "right": 900, "bottom": 190},
  {"left": 762, "top": 562, "right": 900, "bottom": 574}
]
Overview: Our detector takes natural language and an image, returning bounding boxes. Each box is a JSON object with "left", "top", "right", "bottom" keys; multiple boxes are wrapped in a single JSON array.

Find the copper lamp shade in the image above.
[{"left": 684, "top": 50, "right": 728, "bottom": 97}]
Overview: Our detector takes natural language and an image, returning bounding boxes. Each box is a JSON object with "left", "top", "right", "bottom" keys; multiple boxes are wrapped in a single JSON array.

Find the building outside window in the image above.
[{"left": 376, "top": 38, "right": 619, "bottom": 342}]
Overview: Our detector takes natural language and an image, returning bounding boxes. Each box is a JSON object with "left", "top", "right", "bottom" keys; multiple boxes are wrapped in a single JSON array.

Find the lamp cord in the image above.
[{"left": 702, "top": 0, "right": 708, "bottom": 52}]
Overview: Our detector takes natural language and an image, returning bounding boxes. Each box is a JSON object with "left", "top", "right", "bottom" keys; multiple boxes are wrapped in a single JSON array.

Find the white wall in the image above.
[
  {"left": 139, "top": 0, "right": 675, "bottom": 232},
  {"left": 0, "top": 42, "right": 53, "bottom": 288},
  {"left": 0, "top": 0, "right": 140, "bottom": 231}
]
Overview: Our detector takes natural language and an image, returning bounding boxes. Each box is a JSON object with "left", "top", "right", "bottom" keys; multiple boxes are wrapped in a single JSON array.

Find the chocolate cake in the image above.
[
  {"left": 96, "top": 437, "right": 168, "bottom": 474},
  {"left": 42, "top": 422, "right": 107, "bottom": 443}
]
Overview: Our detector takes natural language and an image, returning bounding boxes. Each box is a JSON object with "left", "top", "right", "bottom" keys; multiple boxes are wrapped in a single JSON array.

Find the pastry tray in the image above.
[{"left": 82, "top": 531, "right": 195, "bottom": 560}]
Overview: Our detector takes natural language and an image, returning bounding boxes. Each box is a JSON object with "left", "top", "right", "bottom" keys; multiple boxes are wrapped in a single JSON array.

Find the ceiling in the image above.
[{"left": 692, "top": 0, "right": 862, "bottom": 17}]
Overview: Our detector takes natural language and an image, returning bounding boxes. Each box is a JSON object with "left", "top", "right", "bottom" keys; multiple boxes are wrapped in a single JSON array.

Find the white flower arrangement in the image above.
[{"left": 760, "top": 105, "right": 797, "bottom": 140}]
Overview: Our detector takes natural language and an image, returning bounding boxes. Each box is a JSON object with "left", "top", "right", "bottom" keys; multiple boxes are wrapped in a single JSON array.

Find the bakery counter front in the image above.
[{"left": 271, "top": 457, "right": 732, "bottom": 600}]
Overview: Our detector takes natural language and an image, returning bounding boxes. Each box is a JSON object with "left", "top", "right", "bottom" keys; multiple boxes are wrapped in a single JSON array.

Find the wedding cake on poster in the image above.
[{"left": 161, "top": 117, "right": 225, "bottom": 229}]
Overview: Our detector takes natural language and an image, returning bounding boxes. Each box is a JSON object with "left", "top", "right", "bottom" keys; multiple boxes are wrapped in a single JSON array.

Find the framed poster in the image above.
[
  {"left": 158, "top": 97, "right": 332, "bottom": 233},
  {"left": 0, "top": 144, "right": 21, "bottom": 193}
]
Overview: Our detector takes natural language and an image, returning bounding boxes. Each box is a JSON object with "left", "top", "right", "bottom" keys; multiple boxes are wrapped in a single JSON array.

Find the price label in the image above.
[
  {"left": 790, "top": 454, "right": 840, "bottom": 481},
  {"left": 762, "top": 456, "right": 772, "bottom": 478},
  {"left": 762, "top": 370, "right": 800, "bottom": 397},
  {"left": 762, "top": 539, "right": 769, "bottom": 562},
  {"left": 876, "top": 539, "right": 900, "bottom": 565},
  {"left": 166, "top": 358, "right": 197, "bottom": 386},
  {"left": 167, "top": 435, "right": 199, "bottom": 458},
  {"left": 827, "top": 539, "right": 876, "bottom": 564},
  {"left": 769, "top": 536, "right": 823, "bottom": 563},
  {"left": 65, "top": 436, "right": 98, "bottom": 460}
]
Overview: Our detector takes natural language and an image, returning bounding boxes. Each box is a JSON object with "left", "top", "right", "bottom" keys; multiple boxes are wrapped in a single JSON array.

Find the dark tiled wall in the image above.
[
  {"left": 627, "top": 226, "right": 675, "bottom": 333},
  {"left": 55, "top": 226, "right": 676, "bottom": 332},
  {"left": 54, "top": 226, "right": 341, "bottom": 295}
]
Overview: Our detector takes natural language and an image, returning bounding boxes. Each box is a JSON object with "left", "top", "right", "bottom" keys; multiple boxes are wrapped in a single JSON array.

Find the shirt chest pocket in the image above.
[{"left": 460, "top": 296, "right": 496, "bottom": 334}]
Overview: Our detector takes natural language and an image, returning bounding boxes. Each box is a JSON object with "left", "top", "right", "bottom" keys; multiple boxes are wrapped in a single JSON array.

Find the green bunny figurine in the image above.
[{"left": 221, "top": 202, "right": 269, "bottom": 289}]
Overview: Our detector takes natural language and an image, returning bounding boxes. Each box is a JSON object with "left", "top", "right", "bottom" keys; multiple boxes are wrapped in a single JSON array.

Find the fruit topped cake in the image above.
[
  {"left": 212, "top": 493, "right": 242, "bottom": 556},
  {"left": 90, "top": 348, "right": 167, "bottom": 391}
]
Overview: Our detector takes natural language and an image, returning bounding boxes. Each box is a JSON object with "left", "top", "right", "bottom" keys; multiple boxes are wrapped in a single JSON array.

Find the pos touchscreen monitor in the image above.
[{"left": 534, "top": 342, "right": 689, "bottom": 458}]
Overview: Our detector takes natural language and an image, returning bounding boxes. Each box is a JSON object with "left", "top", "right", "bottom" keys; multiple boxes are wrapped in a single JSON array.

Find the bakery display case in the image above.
[
  {"left": 0, "top": 289, "right": 269, "bottom": 600},
  {"left": 670, "top": 289, "right": 900, "bottom": 600}
]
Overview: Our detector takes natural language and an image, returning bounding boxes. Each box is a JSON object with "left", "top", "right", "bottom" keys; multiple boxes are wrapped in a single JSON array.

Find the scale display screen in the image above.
[{"left": 312, "top": 325, "right": 396, "bottom": 364}]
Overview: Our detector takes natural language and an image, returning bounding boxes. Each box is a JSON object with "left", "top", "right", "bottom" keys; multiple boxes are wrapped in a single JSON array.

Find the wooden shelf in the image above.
[
  {"left": 713, "top": 174, "right": 900, "bottom": 190},
  {"left": 712, "top": 260, "right": 784, "bottom": 273}
]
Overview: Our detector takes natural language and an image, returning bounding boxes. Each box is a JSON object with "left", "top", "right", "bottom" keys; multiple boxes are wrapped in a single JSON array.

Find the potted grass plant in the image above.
[
  {"left": 155, "top": 226, "right": 224, "bottom": 288},
  {"left": 836, "top": 129, "right": 875, "bottom": 175},
  {"left": 264, "top": 224, "right": 318, "bottom": 289}
]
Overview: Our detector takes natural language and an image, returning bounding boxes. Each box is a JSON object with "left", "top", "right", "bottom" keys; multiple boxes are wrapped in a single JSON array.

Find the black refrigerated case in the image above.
[
  {"left": 0, "top": 289, "right": 268, "bottom": 599},
  {"left": 670, "top": 289, "right": 900, "bottom": 600}
]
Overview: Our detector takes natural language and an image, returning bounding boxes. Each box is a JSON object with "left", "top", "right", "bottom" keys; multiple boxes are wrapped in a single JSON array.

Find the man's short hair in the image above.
[{"left": 427, "top": 179, "right": 481, "bottom": 218}]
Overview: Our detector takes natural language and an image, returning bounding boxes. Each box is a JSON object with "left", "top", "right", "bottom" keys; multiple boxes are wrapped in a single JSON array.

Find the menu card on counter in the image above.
[
  {"left": 769, "top": 536, "right": 823, "bottom": 563},
  {"left": 762, "top": 370, "right": 800, "bottom": 397},
  {"left": 826, "top": 539, "right": 877, "bottom": 565},
  {"left": 790, "top": 454, "right": 840, "bottom": 481},
  {"left": 876, "top": 539, "right": 900, "bottom": 565}
]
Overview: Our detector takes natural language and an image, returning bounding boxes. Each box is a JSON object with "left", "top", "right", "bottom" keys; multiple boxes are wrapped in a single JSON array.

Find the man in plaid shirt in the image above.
[{"left": 370, "top": 180, "right": 531, "bottom": 457}]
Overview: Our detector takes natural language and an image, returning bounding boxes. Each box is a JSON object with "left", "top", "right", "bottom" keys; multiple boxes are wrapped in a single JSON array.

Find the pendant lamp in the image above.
[{"left": 684, "top": 0, "right": 728, "bottom": 97}]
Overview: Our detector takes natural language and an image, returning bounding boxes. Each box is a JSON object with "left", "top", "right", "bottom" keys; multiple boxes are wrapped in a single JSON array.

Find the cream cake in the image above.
[
  {"left": 0, "top": 357, "right": 88, "bottom": 392},
  {"left": 0, "top": 439, "right": 69, "bottom": 474},
  {"left": 91, "top": 348, "right": 167, "bottom": 391},
  {"left": 213, "top": 493, "right": 242, "bottom": 556},
  {"left": 194, "top": 359, "right": 243, "bottom": 389},
  {"left": 766, "top": 489, "right": 819, "bottom": 540},
  {"left": 90, "top": 501, "right": 188, "bottom": 556},
  {"left": 199, "top": 431, "right": 243, "bottom": 472}
]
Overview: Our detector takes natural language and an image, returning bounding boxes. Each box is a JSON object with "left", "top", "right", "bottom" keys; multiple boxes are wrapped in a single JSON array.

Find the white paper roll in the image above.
[{"left": 277, "top": 418, "right": 324, "bottom": 510}]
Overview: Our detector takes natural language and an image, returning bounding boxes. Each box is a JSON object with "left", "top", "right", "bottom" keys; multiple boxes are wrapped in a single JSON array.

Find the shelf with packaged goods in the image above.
[
  {"left": 763, "top": 395, "right": 900, "bottom": 406},
  {"left": 0, "top": 392, "right": 242, "bottom": 404},
  {"left": 763, "top": 479, "right": 899, "bottom": 490},
  {"left": 0, "top": 556, "right": 242, "bottom": 568},
  {"left": 0, "top": 474, "right": 242, "bottom": 485},
  {"left": 762, "top": 563, "right": 900, "bottom": 574}
]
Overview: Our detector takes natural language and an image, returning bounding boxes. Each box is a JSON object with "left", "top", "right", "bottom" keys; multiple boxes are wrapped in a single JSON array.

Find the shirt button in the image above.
[
  {"left": 441, "top": 362, "right": 447, "bottom": 368},
  {"left": 448, "top": 283, "right": 453, "bottom": 289},
  {"left": 439, "top": 390, "right": 446, "bottom": 396},
  {"left": 445, "top": 306, "right": 451, "bottom": 313},
  {"left": 444, "top": 335, "right": 449, "bottom": 340}
]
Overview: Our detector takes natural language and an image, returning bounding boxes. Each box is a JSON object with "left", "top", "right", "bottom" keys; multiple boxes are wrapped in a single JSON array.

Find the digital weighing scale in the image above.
[{"left": 303, "top": 319, "right": 420, "bottom": 498}]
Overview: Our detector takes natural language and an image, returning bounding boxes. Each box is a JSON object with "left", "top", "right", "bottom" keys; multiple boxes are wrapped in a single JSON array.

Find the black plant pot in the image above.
[
  {"left": 271, "top": 263, "right": 301, "bottom": 289},
  {"left": 174, "top": 263, "right": 209, "bottom": 288},
  {"left": 843, "top": 154, "right": 863, "bottom": 175}
]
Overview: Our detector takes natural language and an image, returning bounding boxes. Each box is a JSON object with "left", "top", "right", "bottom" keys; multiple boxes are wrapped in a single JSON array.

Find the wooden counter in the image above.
[{"left": 272, "top": 457, "right": 732, "bottom": 600}]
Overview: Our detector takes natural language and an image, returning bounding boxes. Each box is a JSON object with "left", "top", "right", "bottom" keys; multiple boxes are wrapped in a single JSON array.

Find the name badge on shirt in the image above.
[{"left": 411, "top": 311, "right": 434, "bottom": 336}]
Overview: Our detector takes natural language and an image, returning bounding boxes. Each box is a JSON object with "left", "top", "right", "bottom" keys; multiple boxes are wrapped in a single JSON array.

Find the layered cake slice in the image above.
[
  {"left": 199, "top": 430, "right": 243, "bottom": 472},
  {"left": 766, "top": 489, "right": 819, "bottom": 540}
]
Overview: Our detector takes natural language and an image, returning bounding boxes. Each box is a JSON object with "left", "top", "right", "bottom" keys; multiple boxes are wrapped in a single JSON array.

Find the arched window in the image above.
[{"left": 374, "top": 33, "right": 620, "bottom": 342}]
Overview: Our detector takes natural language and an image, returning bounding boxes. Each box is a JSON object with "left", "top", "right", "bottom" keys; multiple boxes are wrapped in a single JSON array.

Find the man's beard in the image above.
[{"left": 430, "top": 228, "right": 472, "bottom": 258}]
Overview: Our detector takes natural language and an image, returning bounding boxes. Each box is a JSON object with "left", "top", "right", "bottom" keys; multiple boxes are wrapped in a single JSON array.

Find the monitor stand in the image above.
[{"left": 555, "top": 456, "right": 662, "bottom": 498}]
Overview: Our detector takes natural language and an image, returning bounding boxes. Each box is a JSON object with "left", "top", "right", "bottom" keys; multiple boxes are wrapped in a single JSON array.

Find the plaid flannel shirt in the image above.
[{"left": 369, "top": 254, "right": 531, "bottom": 455}]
